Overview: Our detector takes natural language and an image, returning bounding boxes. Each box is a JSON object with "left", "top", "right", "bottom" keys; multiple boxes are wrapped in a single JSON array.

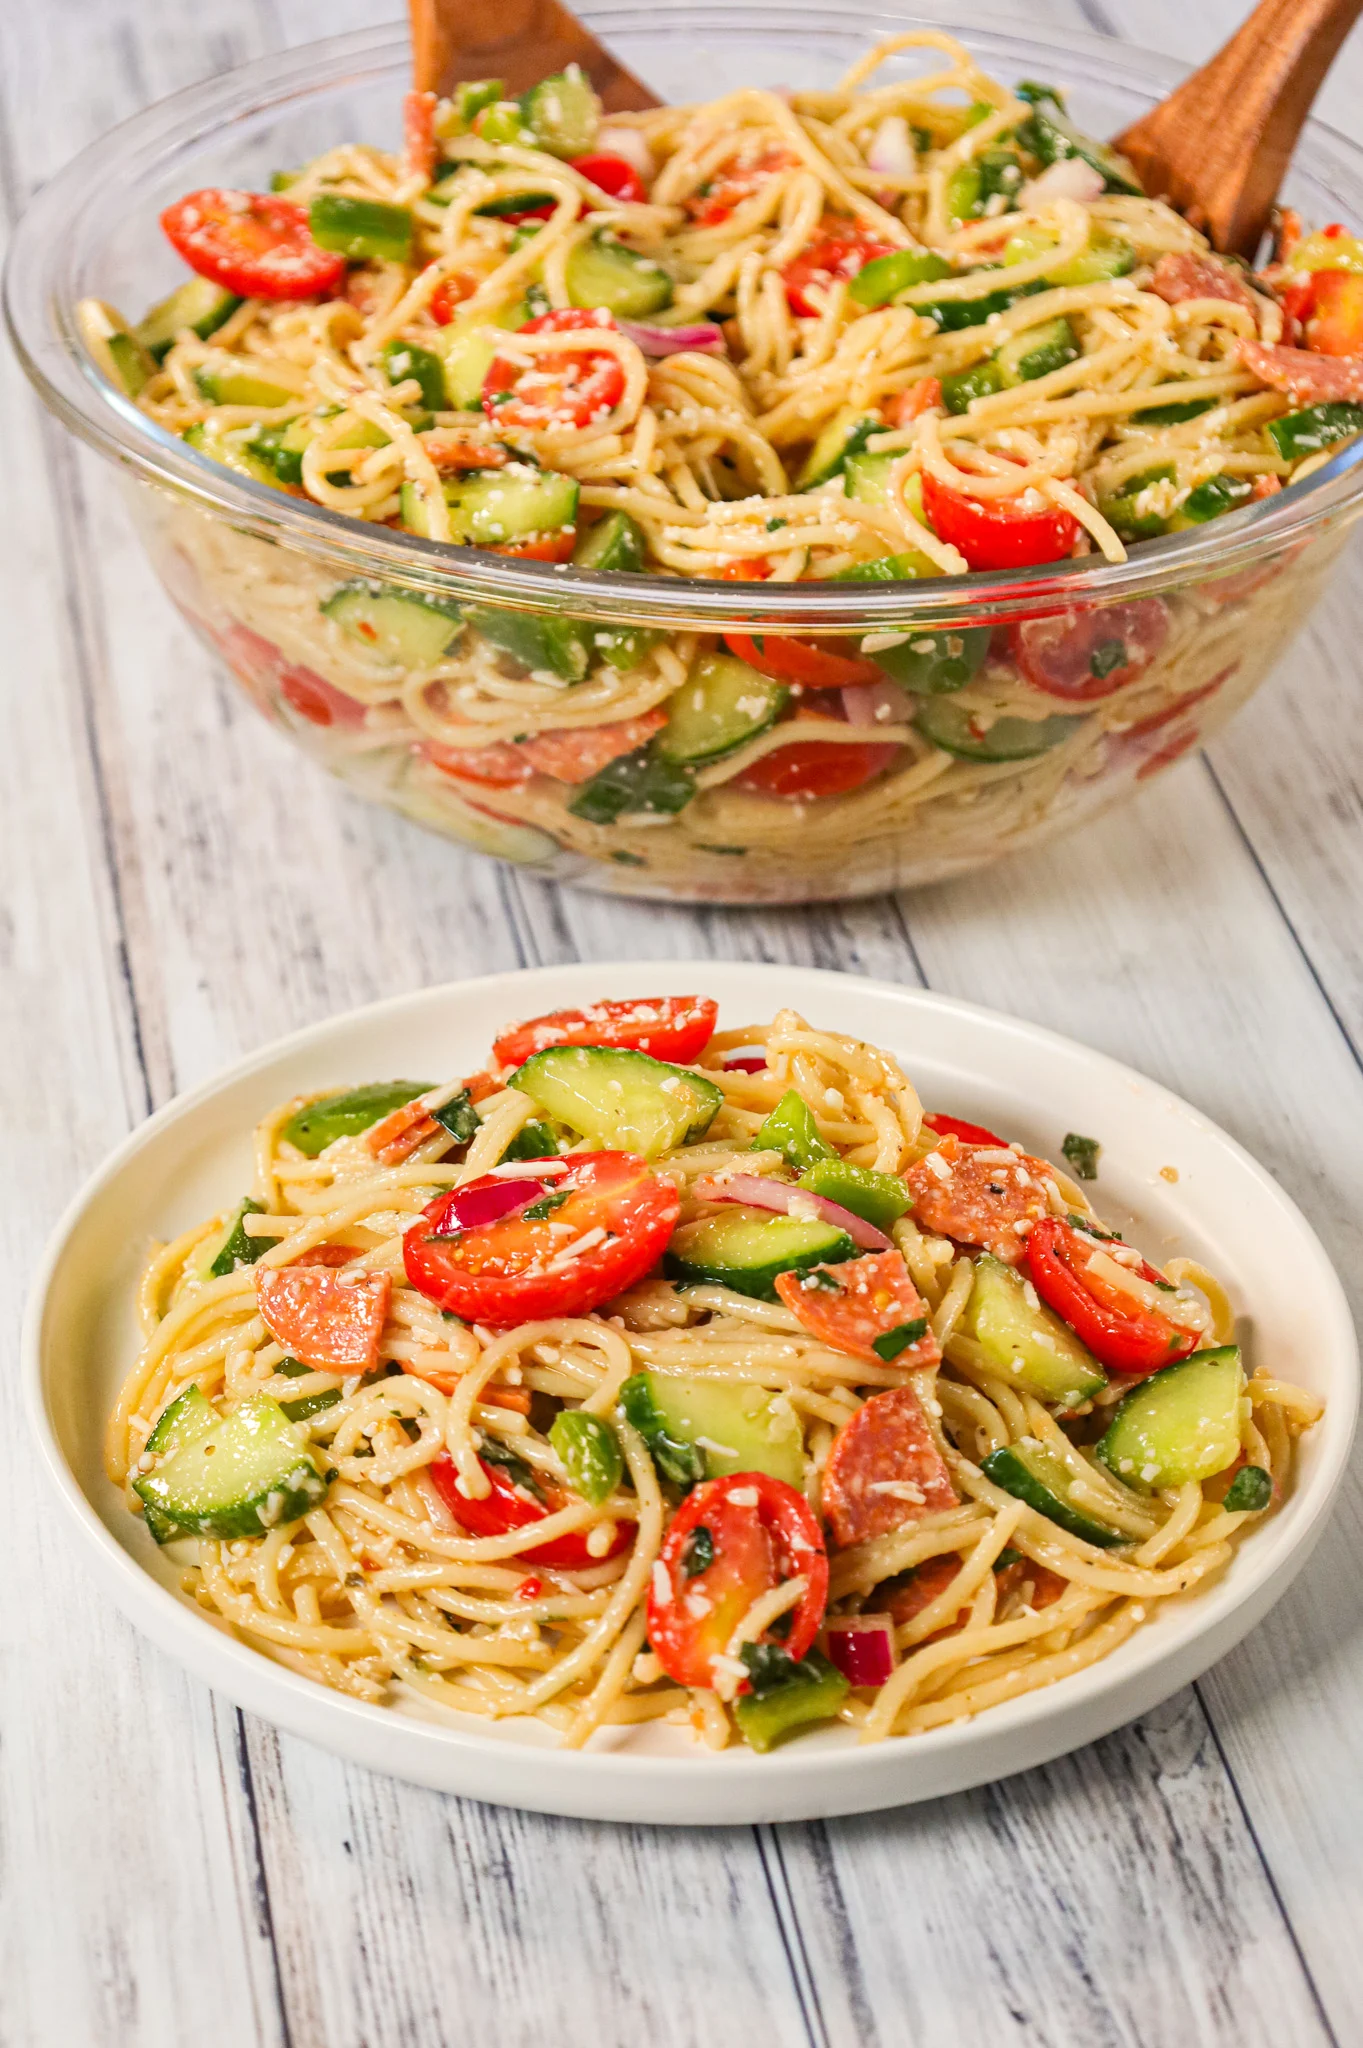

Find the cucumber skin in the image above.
[
  {"left": 511, "top": 1043, "right": 723, "bottom": 1157},
  {"left": 137, "top": 279, "right": 241, "bottom": 361},
  {"left": 135, "top": 1396, "right": 328, "bottom": 1541},
  {"left": 566, "top": 235, "right": 674, "bottom": 318},
  {"left": 981, "top": 1443, "right": 1127, "bottom": 1547},
  {"left": 1095, "top": 1346, "right": 1244, "bottom": 1494},
  {"left": 914, "top": 700, "right": 1082, "bottom": 761},
  {"left": 665, "top": 1211, "right": 858, "bottom": 1301},
  {"left": 322, "top": 582, "right": 462, "bottom": 668},
  {"left": 567, "top": 742, "right": 696, "bottom": 823},
  {"left": 464, "top": 604, "right": 591, "bottom": 683},
  {"left": 618, "top": 1375, "right": 706, "bottom": 1487},
  {"left": 657, "top": 654, "right": 787, "bottom": 765}
]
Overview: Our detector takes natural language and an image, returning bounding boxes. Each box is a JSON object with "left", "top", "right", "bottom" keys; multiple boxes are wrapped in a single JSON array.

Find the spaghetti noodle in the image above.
[{"left": 108, "top": 992, "right": 1321, "bottom": 1752}]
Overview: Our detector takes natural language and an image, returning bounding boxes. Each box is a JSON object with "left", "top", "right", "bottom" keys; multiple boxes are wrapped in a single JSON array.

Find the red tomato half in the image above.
[
  {"left": 493, "top": 994, "right": 718, "bottom": 1068},
  {"left": 483, "top": 309, "right": 625, "bottom": 432},
  {"left": 403, "top": 1151, "right": 678, "bottom": 1324},
  {"left": 430, "top": 273, "right": 479, "bottom": 324},
  {"left": 735, "top": 739, "right": 900, "bottom": 799},
  {"left": 781, "top": 220, "right": 896, "bottom": 316},
  {"left": 648, "top": 1473, "right": 829, "bottom": 1690},
  {"left": 428, "top": 1449, "right": 633, "bottom": 1570},
  {"left": 570, "top": 153, "right": 649, "bottom": 205},
  {"left": 1011, "top": 599, "right": 1171, "bottom": 702},
  {"left": 723, "top": 633, "right": 882, "bottom": 688},
  {"left": 161, "top": 189, "right": 346, "bottom": 301},
  {"left": 685, "top": 147, "right": 797, "bottom": 227},
  {"left": 1026, "top": 1217, "right": 1200, "bottom": 1376},
  {"left": 489, "top": 530, "right": 579, "bottom": 562},
  {"left": 1300, "top": 269, "right": 1363, "bottom": 356},
  {"left": 922, "top": 1112, "right": 1006, "bottom": 1147},
  {"left": 922, "top": 469, "right": 1080, "bottom": 572}
]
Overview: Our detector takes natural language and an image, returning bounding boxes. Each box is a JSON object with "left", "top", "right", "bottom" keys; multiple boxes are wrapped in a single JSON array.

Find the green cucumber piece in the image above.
[
  {"left": 446, "top": 465, "right": 579, "bottom": 546},
  {"left": 381, "top": 339, "right": 448, "bottom": 410},
  {"left": 549, "top": 1410, "right": 623, "bottom": 1502},
  {"left": 1099, "top": 464, "right": 1176, "bottom": 541},
  {"left": 80, "top": 301, "right": 156, "bottom": 398},
  {"left": 868, "top": 622, "right": 990, "bottom": 697},
  {"left": 1002, "top": 226, "right": 1134, "bottom": 287},
  {"left": 511, "top": 1044, "right": 722, "bottom": 1158},
  {"left": 520, "top": 67, "right": 600, "bottom": 157},
  {"left": 914, "top": 698, "right": 1081, "bottom": 760},
  {"left": 134, "top": 1394, "right": 328, "bottom": 1540},
  {"left": 734, "top": 1645, "right": 849, "bottom": 1751},
  {"left": 843, "top": 450, "right": 903, "bottom": 508},
  {"left": 1132, "top": 396, "right": 1216, "bottom": 427},
  {"left": 138, "top": 1386, "right": 220, "bottom": 1542},
  {"left": 619, "top": 1372, "right": 804, "bottom": 1487},
  {"left": 945, "top": 148, "right": 1025, "bottom": 225},
  {"left": 797, "top": 409, "right": 881, "bottom": 490},
  {"left": 573, "top": 509, "right": 647, "bottom": 573},
  {"left": 941, "top": 360, "right": 1005, "bottom": 413},
  {"left": 1014, "top": 81, "right": 1143, "bottom": 195},
  {"left": 137, "top": 278, "right": 241, "bottom": 361},
  {"left": 445, "top": 79, "right": 505, "bottom": 133},
  {"left": 1266, "top": 401, "right": 1363, "bottom": 460},
  {"left": 658, "top": 653, "right": 788, "bottom": 764},
  {"left": 997, "top": 315, "right": 1080, "bottom": 386},
  {"left": 848, "top": 249, "right": 952, "bottom": 309},
  {"left": 182, "top": 421, "right": 282, "bottom": 489},
  {"left": 588, "top": 625, "right": 664, "bottom": 673},
  {"left": 309, "top": 193, "right": 413, "bottom": 265},
  {"left": 193, "top": 362, "right": 297, "bottom": 408},
  {"left": 796, "top": 1159, "right": 909, "bottom": 1232},
  {"left": 1096, "top": 1346, "right": 1245, "bottom": 1494},
  {"left": 1171, "top": 473, "right": 1254, "bottom": 528},
  {"left": 1224, "top": 1464, "right": 1272, "bottom": 1514},
  {"left": 963, "top": 1253, "right": 1105, "bottom": 1406},
  {"left": 754, "top": 1090, "right": 834, "bottom": 1172},
  {"left": 322, "top": 581, "right": 462, "bottom": 666},
  {"left": 282, "top": 1081, "right": 432, "bottom": 1157},
  {"left": 981, "top": 1440, "right": 1126, "bottom": 1547},
  {"left": 437, "top": 317, "right": 513, "bottom": 411},
  {"left": 915, "top": 277, "right": 1048, "bottom": 333},
  {"left": 431, "top": 1090, "right": 483, "bottom": 1146},
  {"left": 280, "top": 1385, "right": 343, "bottom": 1424},
  {"left": 245, "top": 416, "right": 313, "bottom": 485},
  {"left": 201, "top": 1198, "right": 269, "bottom": 1280},
  {"left": 666, "top": 1208, "right": 856, "bottom": 1300},
  {"left": 567, "top": 741, "right": 696, "bottom": 823},
  {"left": 463, "top": 601, "right": 591, "bottom": 682},
  {"left": 832, "top": 546, "right": 938, "bottom": 581},
  {"left": 566, "top": 233, "right": 673, "bottom": 317}
]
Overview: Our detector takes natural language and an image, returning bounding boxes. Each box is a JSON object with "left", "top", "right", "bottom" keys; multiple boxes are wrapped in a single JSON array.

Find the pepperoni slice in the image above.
[
  {"left": 1239, "top": 338, "right": 1363, "bottom": 403},
  {"left": 256, "top": 1267, "right": 391, "bottom": 1371},
  {"left": 1149, "top": 251, "right": 1258, "bottom": 314},
  {"left": 422, "top": 740, "right": 532, "bottom": 789},
  {"left": 820, "top": 1386, "right": 957, "bottom": 1548},
  {"left": 277, "top": 660, "right": 366, "bottom": 729},
  {"left": 882, "top": 1553, "right": 966, "bottom": 1631},
  {"left": 366, "top": 1096, "right": 439, "bottom": 1164},
  {"left": 905, "top": 1133, "right": 1053, "bottom": 1264},
  {"left": 995, "top": 1559, "right": 1067, "bottom": 1609},
  {"left": 774, "top": 1250, "right": 941, "bottom": 1367},
  {"left": 288, "top": 1243, "right": 360, "bottom": 1267},
  {"left": 516, "top": 712, "right": 665, "bottom": 783}
]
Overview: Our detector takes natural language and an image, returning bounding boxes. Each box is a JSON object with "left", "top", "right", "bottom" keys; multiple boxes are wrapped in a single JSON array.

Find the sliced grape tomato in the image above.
[
  {"left": 493, "top": 994, "right": 718, "bottom": 1069},
  {"left": 161, "top": 189, "right": 346, "bottom": 301},
  {"left": 428, "top": 1447, "right": 631, "bottom": 1569}
]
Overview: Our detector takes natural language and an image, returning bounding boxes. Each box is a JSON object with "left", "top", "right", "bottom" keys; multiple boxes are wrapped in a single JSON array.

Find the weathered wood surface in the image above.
[{"left": 3, "top": 2, "right": 1362, "bottom": 2043}]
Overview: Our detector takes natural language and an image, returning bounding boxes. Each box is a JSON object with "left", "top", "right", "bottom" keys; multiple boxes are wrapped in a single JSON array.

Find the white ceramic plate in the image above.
[{"left": 24, "top": 962, "right": 1357, "bottom": 1824}]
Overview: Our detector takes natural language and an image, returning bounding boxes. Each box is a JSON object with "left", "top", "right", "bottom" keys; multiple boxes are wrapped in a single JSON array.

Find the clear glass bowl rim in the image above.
[{"left": 9, "top": 1, "right": 1363, "bottom": 632}]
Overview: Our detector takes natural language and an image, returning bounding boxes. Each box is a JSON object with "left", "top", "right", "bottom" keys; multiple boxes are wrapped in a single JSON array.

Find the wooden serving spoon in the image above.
[
  {"left": 1114, "top": 0, "right": 1363, "bottom": 256},
  {"left": 409, "top": 0, "right": 658, "bottom": 112}
]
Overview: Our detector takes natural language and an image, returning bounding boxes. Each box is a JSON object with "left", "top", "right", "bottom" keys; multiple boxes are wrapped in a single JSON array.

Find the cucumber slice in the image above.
[
  {"left": 963, "top": 1253, "right": 1106, "bottom": 1406},
  {"left": 1002, "top": 227, "right": 1134, "bottom": 287},
  {"left": 136, "top": 278, "right": 241, "bottom": 361},
  {"left": 916, "top": 279, "right": 1047, "bottom": 333},
  {"left": 833, "top": 547, "right": 938, "bottom": 581},
  {"left": 848, "top": 249, "right": 952, "bottom": 309},
  {"left": 997, "top": 316, "right": 1080, "bottom": 386},
  {"left": 446, "top": 465, "right": 579, "bottom": 545},
  {"left": 444, "top": 79, "right": 505, "bottom": 133},
  {"left": 568, "top": 742, "right": 696, "bottom": 823},
  {"left": 1096, "top": 1346, "right": 1245, "bottom": 1494},
  {"left": 941, "top": 360, "right": 1005, "bottom": 413},
  {"left": 566, "top": 233, "right": 674, "bottom": 318},
  {"left": 733, "top": 1646, "right": 849, "bottom": 1752},
  {"left": 194, "top": 360, "right": 298, "bottom": 408},
  {"left": 796, "top": 1159, "right": 909, "bottom": 1232},
  {"left": 1098, "top": 464, "right": 1176, "bottom": 542},
  {"left": 797, "top": 409, "right": 881, "bottom": 490},
  {"left": 658, "top": 653, "right": 788, "bottom": 764},
  {"left": 1132, "top": 396, "right": 1216, "bottom": 427},
  {"left": 589, "top": 625, "right": 663, "bottom": 673},
  {"left": 620, "top": 1372, "right": 804, "bottom": 1486},
  {"left": 867, "top": 622, "right": 990, "bottom": 698},
  {"left": 511, "top": 1044, "right": 723, "bottom": 1157},
  {"left": 183, "top": 421, "right": 282, "bottom": 489},
  {"left": 438, "top": 324, "right": 504, "bottom": 411},
  {"left": 138, "top": 1386, "right": 220, "bottom": 1542},
  {"left": 246, "top": 416, "right": 313, "bottom": 485},
  {"left": 1015, "top": 82, "right": 1143, "bottom": 196},
  {"left": 134, "top": 1394, "right": 328, "bottom": 1540},
  {"left": 1170, "top": 474, "right": 1254, "bottom": 529},
  {"left": 281, "top": 1081, "right": 432, "bottom": 1157},
  {"left": 981, "top": 1440, "right": 1127, "bottom": 1547},
  {"left": 843, "top": 450, "right": 902, "bottom": 508},
  {"left": 666, "top": 1208, "right": 857, "bottom": 1300},
  {"left": 381, "top": 339, "right": 448, "bottom": 410},
  {"left": 755, "top": 1090, "right": 834, "bottom": 1172},
  {"left": 309, "top": 193, "right": 413, "bottom": 265},
  {"left": 78, "top": 300, "right": 156, "bottom": 398},
  {"left": 322, "top": 580, "right": 463, "bottom": 667},
  {"left": 914, "top": 698, "right": 1082, "bottom": 760},
  {"left": 521, "top": 66, "right": 600, "bottom": 157},
  {"left": 464, "top": 601, "right": 592, "bottom": 682},
  {"left": 573, "top": 509, "right": 647, "bottom": 573},
  {"left": 198, "top": 1197, "right": 269, "bottom": 1280},
  {"left": 1267, "top": 401, "right": 1363, "bottom": 461}
]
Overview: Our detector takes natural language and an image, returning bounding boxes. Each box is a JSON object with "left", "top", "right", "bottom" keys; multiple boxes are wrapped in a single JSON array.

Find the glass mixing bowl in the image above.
[{"left": 9, "top": 6, "right": 1363, "bottom": 902}]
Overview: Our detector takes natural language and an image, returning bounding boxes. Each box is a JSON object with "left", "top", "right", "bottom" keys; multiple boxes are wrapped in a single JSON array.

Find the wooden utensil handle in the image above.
[{"left": 409, "top": 0, "right": 657, "bottom": 110}]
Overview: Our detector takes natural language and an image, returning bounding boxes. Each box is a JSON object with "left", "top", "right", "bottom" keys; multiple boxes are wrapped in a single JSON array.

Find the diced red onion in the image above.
[
  {"left": 724, "top": 1055, "right": 768, "bottom": 1073},
  {"left": 619, "top": 320, "right": 727, "bottom": 357},
  {"left": 595, "top": 126, "right": 655, "bottom": 182},
  {"left": 825, "top": 1615, "right": 897, "bottom": 1687},
  {"left": 867, "top": 115, "right": 916, "bottom": 181},
  {"left": 841, "top": 678, "right": 916, "bottom": 728},
  {"left": 1020, "top": 158, "right": 1105, "bottom": 206},
  {"left": 695, "top": 1173, "right": 893, "bottom": 1252},
  {"left": 446, "top": 1177, "right": 546, "bottom": 1231}
]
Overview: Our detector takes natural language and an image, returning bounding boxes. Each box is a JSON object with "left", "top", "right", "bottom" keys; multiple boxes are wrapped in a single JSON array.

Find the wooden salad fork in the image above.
[
  {"left": 1114, "top": 0, "right": 1363, "bottom": 255},
  {"left": 409, "top": 0, "right": 658, "bottom": 111}
]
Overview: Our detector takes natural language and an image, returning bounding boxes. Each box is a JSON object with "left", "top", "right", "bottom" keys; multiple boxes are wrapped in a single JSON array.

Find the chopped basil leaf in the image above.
[
  {"left": 872, "top": 1317, "right": 929, "bottom": 1360},
  {"left": 431, "top": 1089, "right": 481, "bottom": 1144},
  {"left": 523, "top": 1188, "right": 570, "bottom": 1221},
  {"left": 1062, "top": 1132, "right": 1101, "bottom": 1181},
  {"left": 681, "top": 1525, "right": 715, "bottom": 1577},
  {"left": 1088, "top": 640, "right": 1128, "bottom": 681},
  {"left": 478, "top": 1432, "right": 544, "bottom": 1501}
]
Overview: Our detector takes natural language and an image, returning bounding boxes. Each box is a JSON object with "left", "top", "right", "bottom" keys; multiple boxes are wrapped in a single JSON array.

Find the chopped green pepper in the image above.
[
  {"left": 795, "top": 1159, "right": 909, "bottom": 1232},
  {"left": 549, "top": 1411, "right": 624, "bottom": 1503},
  {"left": 754, "top": 1090, "right": 834, "bottom": 1172},
  {"left": 733, "top": 1645, "right": 850, "bottom": 1752}
]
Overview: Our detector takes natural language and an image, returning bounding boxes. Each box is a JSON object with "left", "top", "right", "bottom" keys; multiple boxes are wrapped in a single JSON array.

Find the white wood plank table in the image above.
[{"left": 4, "top": 2, "right": 1362, "bottom": 2041}]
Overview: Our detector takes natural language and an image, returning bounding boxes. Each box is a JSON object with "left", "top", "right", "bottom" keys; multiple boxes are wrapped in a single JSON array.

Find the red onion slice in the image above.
[
  {"left": 867, "top": 115, "right": 916, "bottom": 181},
  {"left": 825, "top": 1615, "right": 897, "bottom": 1688},
  {"left": 723, "top": 1055, "right": 768, "bottom": 1073},
  {"left": 619, "top": 320, "right": 727, "bottom": 358},
  {"left": 695, "top": 1173, "right": 893, "bottom": 1252},
  {"left": 841, "top": 678, "right": 916, "bottom": 728},
  {"left": 445, "top": 1176, "right": 547, "bottom": 1232}
]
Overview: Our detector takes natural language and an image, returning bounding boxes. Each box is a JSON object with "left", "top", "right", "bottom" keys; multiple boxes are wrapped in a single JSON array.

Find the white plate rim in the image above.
[{"left": 23, "top": 961, "right": 1359, "bottom": 1823}]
